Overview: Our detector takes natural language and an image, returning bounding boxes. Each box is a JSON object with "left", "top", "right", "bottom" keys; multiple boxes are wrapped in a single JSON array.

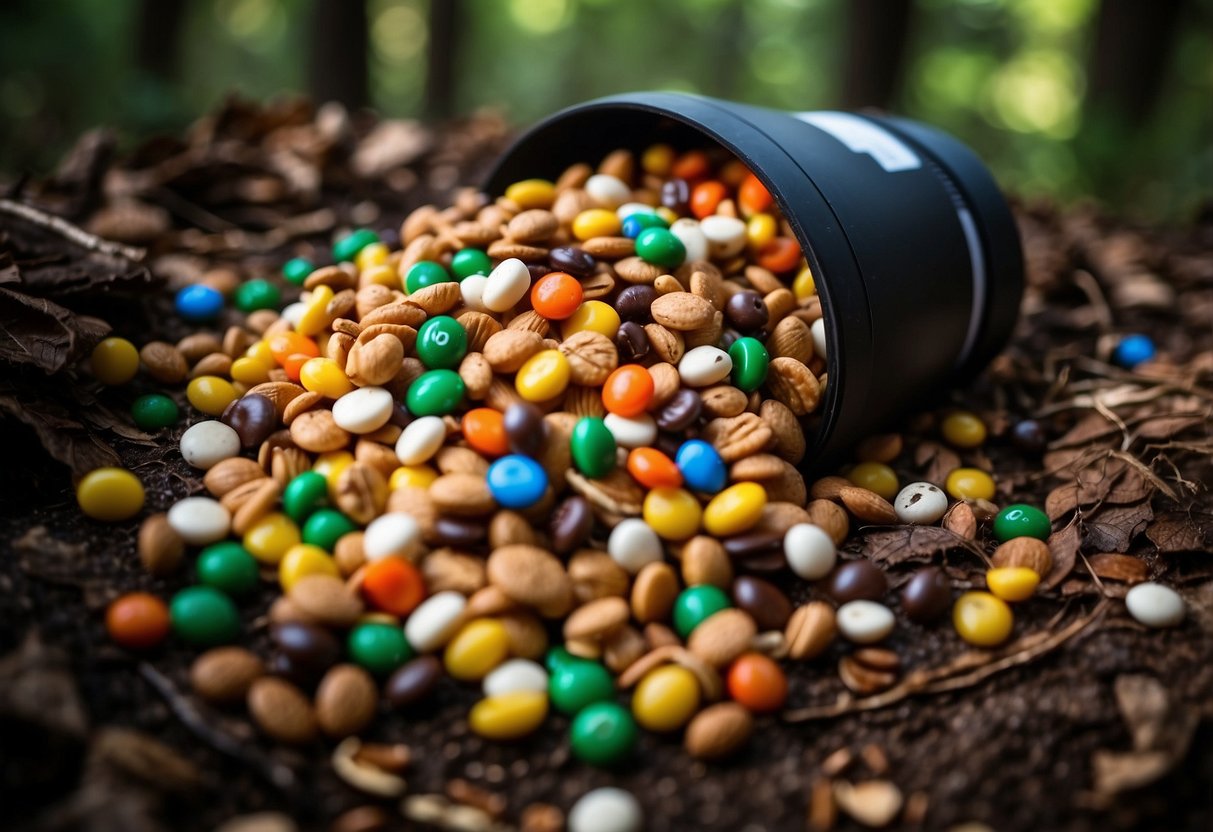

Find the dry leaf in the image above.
[
  {"left": 1043, "top": 522, "right": 1080, "bottom": 590},
  {"left": 1082, "top": 502, "right": 1154, "bottom": 554},
  {"left": 861, "top": 526, "right": 968, "bottom": 565},
  {"left": 1146, "top": 512, "right": 1213, "bottom": 553}
]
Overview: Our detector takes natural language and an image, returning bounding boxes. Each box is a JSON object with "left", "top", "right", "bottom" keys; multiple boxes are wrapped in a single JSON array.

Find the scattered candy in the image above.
[
  {"left": 568, "top": 787, "right": 644, "bottom": 832},
  {"left": 76, "top": 467, "right": 144, "bottom": 521},
  {"left": 632, "top": 664, "right": 700, "bottom": 731},
  {"left": 107, "top": 592, "right": 171, "bottom": 649},
  {"left": 1125, "top": 582, "right": 1185, "bottom": 628},
  {"left": 175, "top": 284, "right": 224, "bottom": 321},
  {"left": 170, "top": 586, "right": 241, "bottom": 646},
  {"left": 953, "top": 591, "right": 1014, "bottom": 647},
  {"left": 130, "top": 393, "right": 179, "bottom": 430},
  {"left": 571, "top": 701, "right": 638, "bottom": 766},
  {"left": 1114, "top": 333, "right": 1156, "bottom": 368},
  {"left": 90, "top": 337, "right": 139, "bottom": 385},
  {"left": 993, "top": 503, "right": 1051, "bottom": 541}
]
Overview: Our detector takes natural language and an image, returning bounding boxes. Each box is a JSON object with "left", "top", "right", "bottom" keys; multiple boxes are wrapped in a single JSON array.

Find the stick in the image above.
[{"left": 0, "top": 198, "right": 146, "bottom": 262}]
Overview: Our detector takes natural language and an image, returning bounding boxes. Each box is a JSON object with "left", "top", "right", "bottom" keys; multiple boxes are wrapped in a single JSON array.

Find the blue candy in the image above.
[
  {"left": 486, "top": 454, "right": 549, "bottom": 509},
  {"left": 675, "top": 439, "right": 727, "bottom": 494},
  {"left": 620, "top": 212, "right": 668, "bottom": 239},
  {"left": 1114, "top": 334, "right": 1156, "bottom": 369},
  {"left": 175, "top": 285, "right": 224, "bottom": 321}
]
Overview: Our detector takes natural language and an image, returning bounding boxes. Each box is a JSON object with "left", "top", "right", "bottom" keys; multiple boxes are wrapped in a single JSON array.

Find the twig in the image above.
[
  {"left": 137, "top": 662, "right": 297, "bottom": 792},
  {"left": 783, "top": 601, "right": 1110, "bottom": 722},
  {"left": 0, "top": 198, "right": 145, "bottom": 261}
]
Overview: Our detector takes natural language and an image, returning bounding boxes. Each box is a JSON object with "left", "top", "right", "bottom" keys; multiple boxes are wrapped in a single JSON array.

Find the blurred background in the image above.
[{"left": 1, "top": 0, "right": 1210, "bottom": 221}]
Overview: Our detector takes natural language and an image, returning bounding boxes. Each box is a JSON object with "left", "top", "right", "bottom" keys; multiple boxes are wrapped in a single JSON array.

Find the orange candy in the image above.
[
  {"left": 690, "top": 181, "right": 728, "bottom": 219},
  {"left": 601, "top": 364, "right": 654, "bottom": 417},
  {"left": 757, "top": 237, "right": 801, "bottom": 274},
  {"left": 726, "top": 652, "right": 787, "bottom": 713},
  {"left": 361, "top": 557, "right": 426, "bottom": 616},
  {"left": 627, "top": 448, "right": 682, "bottom": 489},
  {"left": 671, "top": 150, "right": 710, "bottom": 181},
  {"left": 720, "top": 159, "right": 750, "bottom": 187},
  {"left": 530, "top": 272, "right": 584, "bottom": 321},
  {"left": 269, "top": 331, "right": 320, "bottom": 365},
  {"left": 106, "top": 592, "right": 171, "bottom": 649},
  {"left": 462, "top": 408, "right": 509, "bottom": 457},
  {"left": 738, "top": 173, "right": 773, "bottom": 215}
]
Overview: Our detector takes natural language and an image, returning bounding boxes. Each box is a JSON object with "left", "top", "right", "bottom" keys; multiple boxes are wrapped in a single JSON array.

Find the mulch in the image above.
[{"left": 1, "top": 98, "right": 1211, "bottom": 832}]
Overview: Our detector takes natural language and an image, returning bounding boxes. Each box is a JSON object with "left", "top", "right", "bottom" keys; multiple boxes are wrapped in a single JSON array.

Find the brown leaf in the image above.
[
  {"left": 1146, "top": 511, "right": 1213, "bottom": 553},
  {"left": 0, "top": 284, "right": 110, "bottom": 373},
  {"left": 1132, "top": 413, "right": 1207, "bottom": 440},
  {"left": 1085, "top": 553, "right": 1148, "bottom": 584},
  {"left": 1092, "top": 675, "right": 1198, "bottom": 798},
  {"left": 91, "top": 728, "right": 206, "bottom": 793},
  {"left": 1082, "top": 502, "right": 1154, "bottom": 554},
  {"left": 1042, "top": 521, "right": 1080, "bottom": 590},
  {"left": 861, "top": 526, "right": 968, "bottom": 565},
  {"left": 0, "top": 387, "right": 121, "bottom": 474}
]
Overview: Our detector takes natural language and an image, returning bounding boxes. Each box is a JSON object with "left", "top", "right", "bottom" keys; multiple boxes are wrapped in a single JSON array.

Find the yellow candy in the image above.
[
  {"left": 632, "top": 665, "right": 700, "bottom": 732},
  {"left": 514, "top": 349, "right": 570, "bottom": 403},
  {"left": 985, "top": 567, "right": 1040, "bottom": 602},
  {"left": 953, "top": 591, "right": 1014, "bottom": 647},
  {"left": 230, "top": 356, "right": 271, "bottom": 385},
  {"left": 444, "top": 618, "right": 511, "bottom": 681},
  {"left": 792, "top": 266, "right": 816, "bottom": 300},
  {"left": 469, "top": 691, "right": 549, "bottom": 740},
  {"left": 299, "top": 357, "right": 354, "bottom": 398},
  {"left": 504, "top": 179, "right": 556, "bottom": 210},
  {"left": 654, "top": 206, "right": 679, "bottom": 226},
  {"left": 90, "top": 337, "right": 140, "bottom": 385},
  {"left": 390, "top": 465, "right": 439, "bottom": 490},
  {"left": 356, "top": 242, "right": 390, "bottom": 272},
  {"left": 245, "top": 340, "right": 275, "bottom": 365},
  {"left": 571, "top": 208, "right": 622, "bottom": 241},
  {"left": 243, "top": 512, "right": 301, "bottom": 565},
  {"left": 643, "top": 488, "right": 702, "bottom": 541},
  {"left": 296, "top": 284, "right": 335, "bottom": 337},
  {"left": 847, "top": 462, "right": 899, "bottom": 500},
  {"left": 702, "top": 482, "right": 767, "bottom": 537},
  {"left": 642, "top": 144, "right": 675, "bottom": 176},
  {"left": 360, "top": 263, "right": 400, "bottom": 289},
  {"left": 187, "top": 376, "right": 238, "bottom": 416},
  {"left": 941, "top": 410, "right": 987, "bottom": 449},
  {"left": 278, "top": 543, "right": 339, "bottom": 591},
  {"left": 946, "top": 467, "right": 996, "bottom": 501},
  {"left": 746, "top": 213, "right": 777, "bottom": 251},
  {"left": 563, "top": 300, "right": 621, "bottom": 340},
  {"left": 314, "top": 451, "right": 355, "bottom": 500},
  {"left": 76, "top": 467, "right": 144, "bottom": 521}
]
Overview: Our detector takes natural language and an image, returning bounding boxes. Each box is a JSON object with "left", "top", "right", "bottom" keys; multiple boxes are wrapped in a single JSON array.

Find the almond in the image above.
[
  {"left": 701, "top": 413, "right": 773, "bottom": 463},
  {"left": 689, "top": 268, "right": 724, "bottom": 310},
  {"left": 177, "top": 332, "right": 222, "bottom": 363},
  {"left": 810, "top": 475, "right": 852, "bottom": 500},
  {"left": 646, "top": 360, "right": 682, "bottom": 407},
  {"left": 943, "top": 501, "right": 978, "bottom": 540},
  {"left": 839, "top": 486, "right": 899, "bottom": 524},
  {"left": 421, "top": 549, "right": 487, "bottom": 595},
  {"left": 629, "top": 561, "right": 679, "bottom": 624},
  {"left": 680, "top": 536, "right": 733, "bottom": 588},
  {"left": 486, "top": 544, "right": 572, "bottom": 617},
  {"left": 806, "top": 499, "right": 850, "bottom": 546},
  {"left": 568, "top": 550, "right": 631, "bottom": 604},
  {"left": 558, "top": 330, "right": 618, "bottom": 385},
  {"left": 290, "top": 409, "right": 351, "bottom": 453},
  {"left": 785, "top": 602, "right": 836, "bottom": 660},
  {"left": 578, "top": 270, "right": 615, "bottom": 299},
  {"left": 833, "top": 781, "right": 903, "bottom": 828},
  {"left": 315, "top": 664, "right": 378, "bottom": 739},
  {"left": 359, "top": 300, "right": 427, "bottom": 329},
  {"left": 744, "top": 264, "right": 783, "bottom": 294},
  {"left": 435, "top": 446, "right": 490, "bottom": 476},
  {"left": 763, "top": 287, "right": 796, "bottom": 324},
  {"left": 992, "top": 536, "right": 1053, "bottom": 576},
  {"left": 282, "top": 390, "right": 324, "bottom": 425},
  {"left": 137, "top": 513, "right": 185, "bottom": 576},
  {"left": 248, "top": 677, "right": 317, "bottom": 744},
  {"left": 506, "top": 309, "right": 550, "bottom": 335},
  {"left": 288, "top": 575, "right": 364, "bottom": 628},
  {"left": 684, "top": 701, "right": 754, "bottom": 761},
  {"left": 651, "top": 291, "right": 716, "bottom": 330},
  {"left": 603, "top": 625, "right": 647, "bottom": 675},
  {"left": 345, "top": 333, "right": 404, "bottom": 387},
  {"left": 488, "top": 510, "right": 540, "bottom": 548},
  {"left": 580, "top": 236, "right": 635, "bottom": 259},
  {"left": 139, "top": 341, "right": 188, "bottom": 384},
  {"left": 614, "top": 256, "right": 663, "bottom": 285},
  {"left": 429, "top": 473, "right": 494, "bottom": 516},
  {"left": 270, "top": 445, "right": 311, "bottom": 487},
  {"left": 688, "top": 608, "right": 758, "bottom": 668},
  {"left": 247, "top": 381, "right": 307, "bottom": 419},
  {"left": 506, "top": 209, "right": 559, "bottom": 243},
  {"left": 458, "top": 352, "right": 493, "bottom": 400},
  {"left": 768, "top": 316, "right": 814, "bottom": 364},
  {"left": 563, "top": 596, "right": 630, "bottom": 641},
  {"left": 700, "top": 385, "right": 748, "bottom": 418},
  {"left": 190, "top": 646, "right": 265, "bottom": 704},
  {"left": 499, "top": 609, "right": 549, "bottom": 660},
  {"left": 190, "top": 351, "right": 232, "bottom": 379},
  {"left": 487, "top": 239, "right": 548, "bottom": 262},
  {"left": 231, "top": 478, "right": 281, "bottom": 535},
  {"left": 457, "top": 311, "right": 503, "bottom": 353},
  {"left": 644, "top": 324, "right": 685, "bottom": 364},
  {"left": 683, "top": 310, "right": 724, "bottom": 349},
  {"left": 760, "top": 398, "right": 807, "bottom": 465},
  {"left": 484, "top": 329, "right": 544, "bottom": 373},
  {"left": 405, "top": 281, "right": 461, "bottom": 315},
  {"left": 653, "top": 273, "right": 683, "bottom": 295},
  {"left": 334, "top": 462, "right": 388, "bottom": 524},
  {"left": 765, "top": 356, "right": 822, "bottom": 415}
]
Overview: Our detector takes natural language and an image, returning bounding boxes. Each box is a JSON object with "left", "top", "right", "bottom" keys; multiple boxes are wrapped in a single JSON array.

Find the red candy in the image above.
[
  {"left": 726, "top": 652, "right": 787, "bottom": 713},
  {"left": 361, "top": 557, "right": 426, "bottom": 616},
  {"left": 627, "top": 448, "right": 682, "bottom": 489},
  {"left": 757, "top": 237, "right": 801, "bottom": 274},
  {"left": 462, "top": 408, "right": 509, "bottom": 457},
  {"left": 601, "top": 364, "right": 654, "bottom": 417},
  {"left": 106, "top": 592, "right": 171, "bottom": 649},
  {"left": 530, "top": 272, "right": 583, "bottom": 321}
]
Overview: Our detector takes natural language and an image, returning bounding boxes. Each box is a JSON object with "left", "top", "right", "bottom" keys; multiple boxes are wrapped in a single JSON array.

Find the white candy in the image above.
[
  {"left": 332, "top": 387, "right": 393, "bottom": 434},
  {"left": 395, "top": 416, "right": 447, "bottom": 466},
  {"left": 568, "top": 787, "right": 644, "bottom": 832},
  {"left": 604, "top": 412, "right": 657, "bottom": 449},
  {"left": 280, "top": 301, "right": 307, "bottom": 328},
  {"left": 784, "top": 523, "right": 836, "bottom": 580},
  {"left": 483, "top": 258, "right": 532, "bottom": 313},
  {"left": 608, "top": 518, "right": 663, "bottom": 574},
  {"left": 836, "top": 600, "right": 895, "bottom": 644},
  {"left": 894, "top": 481, "right": 949, "bottom": 525},
  {"left": 405, "top": 591, "right": 467, "bottom": 652},
  {"left": 616, "top": 202, "right": 655, "bottom": 220},
  {"left": 678, "top": 345, "right": 733, "bottom": 387},
  {"left": 699, "top": 215, "right": 747, "bottom": 259},
  {"left": 179, "top": 420, "right": 241, "bottom": 470},
  {"left": 810, "top": 317, "right": 828, "bottom": 361},
  {"left": 166, "top": 496, "right": 231, "bottom": 545},
  {"left": 363, "top": 513, "right": 423, "bottom": 561},
  {"left": 585, "top": 174, "right": 631, "bottom": 209},
  {"left": 1125, "top": 582, "right": 1185, "bottom": 628},
  {"left": 669, "top": 218, "right": 708, "bottom": 263},
  {"left": 460, "top": 275, "right": 489, "bottom": 312},
  {"left": 482, "top": 658, "right": 549, "bottom": 698}
]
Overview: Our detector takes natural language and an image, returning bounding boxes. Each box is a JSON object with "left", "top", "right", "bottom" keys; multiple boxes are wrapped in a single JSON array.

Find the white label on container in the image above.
[{"left": 795, "top": 112, "right": 922, "bottom": 173}]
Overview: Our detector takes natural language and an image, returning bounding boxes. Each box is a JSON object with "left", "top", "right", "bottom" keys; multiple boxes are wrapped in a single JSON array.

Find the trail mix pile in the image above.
[{"left": 82, "top": 144, "right": 1187, "bottom": 818}]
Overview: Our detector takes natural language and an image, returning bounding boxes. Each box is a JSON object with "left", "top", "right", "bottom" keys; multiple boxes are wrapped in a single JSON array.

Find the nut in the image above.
[
  {"left": 651, "top": 291, "right": 717, "bottom": 330},
  {"left": 806, "top": 499, "right": 850, "bottom": 546},
  {"left": 759, "top": 399, "right": 806, "bottom": 465},
  {"left": 345, "top": 333, "right": 403, "bottom": 387},
  {"left": 139, "top": 341, "right": 188, "bottom": 383},
  {"left": 457, "top": 311, "right": 502, "bottom": 353},
  {"left": 137, "top": 513, "right": 185, "bottom": 576},
  {"left": 833, "top": 780, "right": 903, "bottom": 828},
  {"left": 315, "top": 664, "right": 379, "bottom": 739},
  {"left": 563, "top": 596, "right": 630, "bottom": 641},
  {"left": 488, "top": 510, "right": 540, "bottom": 548},
  {"left": 644, "top": 324, "right": 685, "bottom": 364},
  {"left": 506, "top": 209, "right": 559, "bottom": 243},
  {"left": 785, "top": 602, "right": 837, "bottom": 660},
  {"left": 701, "top": 413, "right": 773, "bottom": 463},
  {"left": 992, "top": 536, "right": 1053, "bottom": 576},
  {"left": 630, "top": 561, "right": 679, "bottom": 623},
  {"left": 247, "top": 677, "right": 317, "bottom": 744},
  {"left": 700, "top": 385, "right": 748, "bottom": 418},
  {"left": 458, "top": 352, "right": 493, "bottom": 400},
  {"left": 568, "top": 550, "right": 630, "bottom": 604},
  {"left": 838, "top": 653, "right": 898, "bottom": 695},
  {"left": 420, "top": 549, "right": 486, "bottom": 595},
  {"left": 231, "top": 478, "right": 281, "bottom": 535},
  {"left": 428, "top": 473, "right": 495, "bottom": 516},
  {"left": 288, "top": 575, "right": 365, "bottom": 628},
  {"left": 767, "top": 316, "right": 813, "bottom": 364},
  {"left": 483, "top": 329, "right": 545, "bottom": 373},
  {"left": 684, "top": 701, "right": 754, "bottom": 761},
  {"left": 688, "top": 608, "right": 758, "bottom": 668},
  {"left": 680, "top": 536, "right": 733, "bottom": 588},
  {"left": 190, "top": 646, "right": 265, "bottom": 704},
  {"left": 204, "top": 456, "right": 268, "bottom": 497},
  {"left": 334, "top": 462, "right": 388, "bottom": 525},
  {"left": 855, "top": 433, "right": 903, "bottom": 464},
  {"left": 559, "top": 331, "right": 618, "bottom": 386},
  {"left": 405, "top": 282, "right": 460, "bottom": 315},
  {"left": 839, "top": 486, "right": 899, "bottom": 524},
  {"left": 943, "top": 501, "right": 978, "bottom": 540},
  {"left": 246, "top": 381, "right": 307, "bottom": 419},
  {"left": 486, "top": 544, "right": 573, "bottom": 618},
  {"left": 810, "top": 475, "right": 852, "bottom": 500},
  {"left": 765, "top": 356, "right": 822, "bottom": 415},
  {"left": 332, "top": 737, "right": 407, "bottom": 798},
  {"left": 498, "top": 610, "right": 549, "bottom": 660},
  {"left": 290, "top": 409, "right": 351, "bottom": 453},
  {"left": 602, "top": 625, "right": 647, "bottom": 674}
]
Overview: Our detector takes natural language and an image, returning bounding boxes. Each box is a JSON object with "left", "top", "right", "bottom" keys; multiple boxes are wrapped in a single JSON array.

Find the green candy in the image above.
[
  {"left": 728, "top": 336, "right": 770, "bottom": 393},
  {"left": 282, "top": 471, "right": 329, "bottom": 523},
  {"left": 406, "top": 369, "right": 465, "bottom": 416},
  {"left": 993, "top": 504, "right": 1051, "bottom": 542},
  {"left": 570, "top": 702, "right": 638, "bottom": 766},
  {"left": 416, "top": 316, "right": 468, "bottom": 370},
  {"left": 196, "top": 542, "right": 260, "bottom": 595},
  {"left": 131, "top": 393, "right": 179, "bottom": 430},
  {"left": 405, "top": 260, "right": 453, "bottom": 294},
  {"left": 673, "top": 585, "right": 732, "bottom": 638},
  {"left": 170, "top": 586, "right": 240, "bottom": 646},
  {"left": 549, "top": 657, "right": 615, "bottom": 715},
  {"left": 302, "top": 508, "right": 358, "bottom": 551},
  {"left": 347, "top": 622, "right": 412, "bottom": 674},
  {"left": 234, "top": 279, "right": 282, "bottom": 312},
  {"left": 282, "top": 257, "right": 314, "bottom": 285},
  {"left": 332, "top": 228, "right": 379, "bottom": 263},
  {"left": 570, "top": 417, "right": 617, "bottom": 478},
  {"left": 451, "top": 248, "right": 492, "bottom": 279},
  {"left": 545, "top": 646, "right": 577, "bottom": 674},
  {"left": 634, "top": 227, "right": 686, "bottom": 268}
]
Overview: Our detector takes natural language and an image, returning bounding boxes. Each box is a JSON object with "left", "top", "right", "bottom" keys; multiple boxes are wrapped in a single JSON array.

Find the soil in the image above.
[{"left": 1, "top": 101, "right": 1211, "bottom": 832}]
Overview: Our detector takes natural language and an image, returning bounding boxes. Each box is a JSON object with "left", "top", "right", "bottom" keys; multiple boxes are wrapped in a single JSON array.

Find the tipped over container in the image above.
[{"left": 485, "top": 92, "right": 1023, "bottom": 468}]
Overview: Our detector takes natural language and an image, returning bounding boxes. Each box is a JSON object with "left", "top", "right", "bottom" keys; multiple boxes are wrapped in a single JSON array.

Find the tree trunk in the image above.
[
  {"left": 135, "top": 0, "right": 187, "bottom": 79},
  {"left": 425, "top": 0, "right": 461, "bottom": 119},
  {"left": 1088, "top": 0, "right": 1186, "bottom": 123},
  {"left": 310, "top": 0, "right": 368, "bottom": 108},
  {"left": 841, "top": 0, "right": 913, "bottom": 110}
]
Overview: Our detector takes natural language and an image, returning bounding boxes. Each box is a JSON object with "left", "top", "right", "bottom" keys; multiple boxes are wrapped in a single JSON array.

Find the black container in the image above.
[{"left": 485, "top": 92, "right": 1023, "bottom": 466}]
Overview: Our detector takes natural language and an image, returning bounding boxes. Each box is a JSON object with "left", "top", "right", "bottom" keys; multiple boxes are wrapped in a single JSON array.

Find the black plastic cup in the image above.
[{"left": 484, "top": 92, "right": 1023, "bottom": 467}]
